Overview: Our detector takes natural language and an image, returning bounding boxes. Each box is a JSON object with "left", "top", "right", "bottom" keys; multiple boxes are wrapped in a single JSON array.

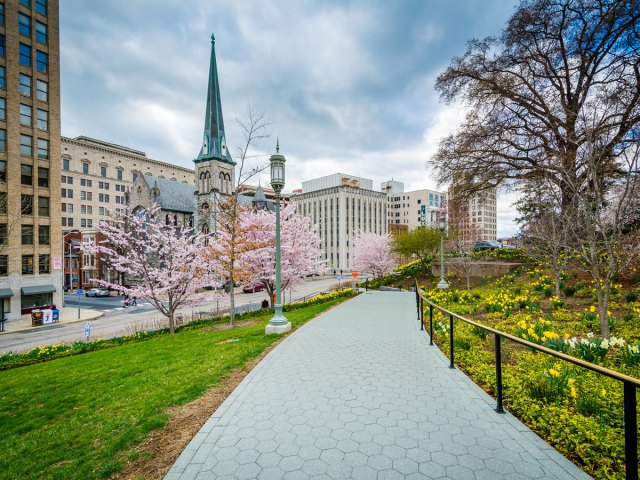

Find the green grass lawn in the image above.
[{"left": 0, "top": 299, "right": 345, "bottom": 480}]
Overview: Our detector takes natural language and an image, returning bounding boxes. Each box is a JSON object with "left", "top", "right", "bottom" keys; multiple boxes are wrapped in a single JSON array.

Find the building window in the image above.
[
  {"left": 19, "top": 73, "right": 31, "bottom": 97},
  {"left": 62, "top": 158, "right": 70, "bottom": 171},
  {"left": 35, "top": 21, "right": 46, "bottom": 44},
  {"left": 0, "top": 129, "right": 5, "bottom": 152},
  {"left": 20, "top": 135, "right": 32, "bottom": 156},
  {"left": 117, "top": 169, "right": 123, "bottom": 180},
  {"left": 35, "top": 0, "right": 46, "bottom": 15},
  {"left": 21, "top": 164, "right": 33, "bottom": 185},
  {"left": 21, "top": 194, "right": 33, "bottom": 214},
  {"left": 38, "top": 254, "right": 50, "bottom": 273},
  {"left": 100, "top": 165, "right": 106, "bottom": 177},
  {"left": 37, "top": 138, "right": 48, "bottom": 159},
  {"left": 36, "top": 109, "right": 47, "bottom": 130},
  {"left": 0, "top": 66, "right": 4, "bottom": 89},
  {"left": 0, "top": 161, "right": 5, "bottom": 182},
  {"left": 20, "top": 104, "right": 31, "bottom": 126},
  {"left": 0, "top": 35, "right": 5, "bottom": 57},
  {"left": 18, "top": 13, "right": 31, "bottom": 36},
  {"left": 0, "top": 223, "right": 5, "bottom": 244},
  {"left": 21, "top": 225, "right": 33, "bottom": 245},
  {"left": 0, "top": 97, "right": 5, "bottom": 120},
  {"left": 0, "top": 255, "right": 6, "bottom": 276},
  {"left": 66, "top": 203, "right": 73, "bottom": 213},
  {"left": 82, "top": 163, "right": 89, "bottom": 174},
  {"left": 22, "top": 255, "right": 34, "bottom": 275},
  {"left": 66, "top": 217, "right": 73, "bottom": 227},
  {"left": 38, "top": 225, "right": 49, "bottom": 245},
  {"left": 38, "top": 196, "right": 49, "bottom": 216},
  {"left": 38, "top": 167, "right": 48, "bottom": 187},
  {"left": 19, "top": 0, "right": 30, "bottom": 7},
  {"left": 0, "top": 4, "right": 4, "bottom": 25},
  {"left": 36, "top": 79, "right": 47, "bottom": 102},
  {"left": 19, "top": 43, "right": 31, "bottom": 66},
  {"left": 36, "top": 50, "right": 47, "bottom": 73}
]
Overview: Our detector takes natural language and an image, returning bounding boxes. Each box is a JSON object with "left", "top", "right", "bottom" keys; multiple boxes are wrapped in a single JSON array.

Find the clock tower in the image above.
[{"left": 194, "top": 33, "right": 235, "bottom": 234}]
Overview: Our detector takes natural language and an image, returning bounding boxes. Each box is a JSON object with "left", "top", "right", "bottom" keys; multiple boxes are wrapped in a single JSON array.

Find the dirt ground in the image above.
[{"left": 118, "top": 318, "right": 272, "bottom": 480}]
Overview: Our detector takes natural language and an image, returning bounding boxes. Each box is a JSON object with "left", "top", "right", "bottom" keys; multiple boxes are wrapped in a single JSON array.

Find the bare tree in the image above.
[
  {"left": 516, "top": 180, "right": 573, "bottom": 297},
  {"left": 0, "top": 193, "right": 32, "bottom": 257},
  {"left": 431, "top": 0, "right": 640, "bottom": 210}
]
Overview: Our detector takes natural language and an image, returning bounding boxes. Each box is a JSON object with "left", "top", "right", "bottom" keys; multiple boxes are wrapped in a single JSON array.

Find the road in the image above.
[{"left": 0, "top": 276, "right": 352, "bottom": 354}]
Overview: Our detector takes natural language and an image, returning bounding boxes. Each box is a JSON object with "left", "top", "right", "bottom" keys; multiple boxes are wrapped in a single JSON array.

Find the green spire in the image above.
[{"left": 195, "top": 33, "right": 234, "bottom": 165}]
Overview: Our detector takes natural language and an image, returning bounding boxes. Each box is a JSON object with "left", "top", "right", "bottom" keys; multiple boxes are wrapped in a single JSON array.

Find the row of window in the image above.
[
  {"left": 62, "top": 159, "right": 125, "bottom": 180},
  {"left": 0, "top": 254, "right": 50, "bottom": 276},
  {"left": 16, "top": 103, "right": 48, "bottom": 129},
  {"left": 18, "top": 163, "right": 48, "bottom": 186},
  {"left": 15, "top": 193, "right": 49, "bottom": 215},
  {"left": 18, "top": 11, "right": 47, "bottom": 43},
  {"left": 0, "top": 68, "right": 49, "bottom": 100},
  {"left": 18, "top": 0, "right": 48, "bottom": 16},
  {"left": 61, "top": 217, "right": 96, "bottom": 228},
  {"left": 61, "top": 204, "right": 112, "bottom": 217}
]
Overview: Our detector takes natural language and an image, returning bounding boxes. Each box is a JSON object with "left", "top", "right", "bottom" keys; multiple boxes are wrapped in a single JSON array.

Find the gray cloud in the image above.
[{"left": 60, "top": 0, "right": 520, "bottom": 235}]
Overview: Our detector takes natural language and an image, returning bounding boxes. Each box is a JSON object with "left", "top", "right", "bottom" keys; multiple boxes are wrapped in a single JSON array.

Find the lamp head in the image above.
[
  {"left": 269, "top": 140, "right": 286, "bottom": 192},
  {"left": 439, "top": 215, "right": 446, "bottom": 232}
]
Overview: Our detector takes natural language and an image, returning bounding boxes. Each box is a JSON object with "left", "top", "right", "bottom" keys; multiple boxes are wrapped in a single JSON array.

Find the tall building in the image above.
[
  {"left": 0, "top": 0, "right": 61, "bottom": 320},
  {"left": 381, "top": 180, "right": 445, "bottom": 231},
  {"left": 290, "top": 173, "right": 387, "bottom": 271},
  {"left": 60, "top": 135, "right": 194, "bottom": 289},
  {"left": 448, "top": 186, "right": 498, "bottom": 243},
  {"left": 193, "top": 34, "right": 235, "bottom": 236}
]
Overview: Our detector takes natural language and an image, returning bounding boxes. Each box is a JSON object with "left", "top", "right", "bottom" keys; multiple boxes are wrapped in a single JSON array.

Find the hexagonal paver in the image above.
[{"left": 279, "top": 456, "right": 304, "bottom": 473}]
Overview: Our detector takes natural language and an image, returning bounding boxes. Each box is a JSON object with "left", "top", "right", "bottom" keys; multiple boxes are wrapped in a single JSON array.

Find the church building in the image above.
[{"left": 193, "top": 34, "right": 236, "bottom": 236}]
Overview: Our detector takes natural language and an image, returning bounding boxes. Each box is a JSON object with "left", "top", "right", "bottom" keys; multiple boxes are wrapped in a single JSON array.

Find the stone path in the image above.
[{"left": 165, "top": 291, "right": 590, "bottom": 480}]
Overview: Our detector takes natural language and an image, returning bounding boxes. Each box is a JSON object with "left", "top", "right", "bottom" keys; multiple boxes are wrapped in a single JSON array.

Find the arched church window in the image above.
[
  {"left": 219, "top": 172, "right": 224, "bottom": 192},
  {"left": 202, "top": 223, "right": 210, "bottom": 246},
  {"left": 165, "top": 214, "right": 171, "bottom": 225},
  {"left": 173, "top": 215, "right": 178, "bottom": 226},
  {"left": 205, "top": 171, "right": 211, "bottom": 192},
  {"left": 189, "top": 216, "right": 194, "bottom": 228}
]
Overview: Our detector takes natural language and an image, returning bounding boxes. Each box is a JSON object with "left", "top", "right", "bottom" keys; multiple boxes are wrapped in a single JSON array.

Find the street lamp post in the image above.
[
  {"left": 266, "top": 140, "right": 292, "bottom": 335},
  {"left": 62, "top": 230, "right": 78, "bottom": 307},
  {"left": 437, "top": 215, "right": 449, "bottom": 289}
]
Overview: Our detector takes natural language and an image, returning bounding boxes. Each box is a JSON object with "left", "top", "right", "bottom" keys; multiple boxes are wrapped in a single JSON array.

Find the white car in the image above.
[{"left": 85, "top": 287, "right": 110, "bottom": 297}]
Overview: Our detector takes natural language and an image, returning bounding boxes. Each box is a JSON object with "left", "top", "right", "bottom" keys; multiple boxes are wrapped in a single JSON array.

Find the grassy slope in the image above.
[{"left": 0, "top": 300, "right": 344, "bottom": 480}]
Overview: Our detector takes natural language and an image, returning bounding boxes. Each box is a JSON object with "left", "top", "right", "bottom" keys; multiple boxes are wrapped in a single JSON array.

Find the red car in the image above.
[{"left": 243, "top": 283, "right": 265, "bottom": 293}]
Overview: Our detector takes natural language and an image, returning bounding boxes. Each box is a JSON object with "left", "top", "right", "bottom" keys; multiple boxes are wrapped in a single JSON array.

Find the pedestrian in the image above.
[{"left": 132, "top": 296, "right": 137, "bottom": 306}]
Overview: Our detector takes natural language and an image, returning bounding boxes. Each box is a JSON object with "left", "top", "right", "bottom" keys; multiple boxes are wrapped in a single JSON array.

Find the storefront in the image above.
[
  {"left": 0, "top": 288, "right": 12, "bottom": 320},
  {"left": 20, "top": 285, "right": 56, "bottom": 315}
]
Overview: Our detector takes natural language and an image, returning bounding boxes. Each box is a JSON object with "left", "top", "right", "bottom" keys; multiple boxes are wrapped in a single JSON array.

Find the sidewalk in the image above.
[
  {"left": 165, "top": 291, "right": 590, "bottom": 480},
  {"left": 1, "top": 307, "right": 103, "bottom": 335}
]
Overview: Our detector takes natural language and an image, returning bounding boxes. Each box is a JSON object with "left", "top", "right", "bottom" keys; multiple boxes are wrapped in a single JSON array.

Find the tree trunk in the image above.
[
  {"left": 554, "top": 273, "right": 561, "bottom": 298},
  {"left": 168, "top": 311, "right": 175, "bottom": 335},
  {"left": 229, "top": 286, "right": 235, "bottom": 326}
]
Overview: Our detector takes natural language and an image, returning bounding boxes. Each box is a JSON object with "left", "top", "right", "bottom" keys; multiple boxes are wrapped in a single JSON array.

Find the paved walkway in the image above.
[{"left": 165, "top": 291, "right": 590, "bottom": 480}]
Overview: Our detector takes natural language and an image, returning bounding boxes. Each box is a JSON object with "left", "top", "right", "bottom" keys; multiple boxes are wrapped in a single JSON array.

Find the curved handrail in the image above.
[{"left": 414, "top": 280, "right": 639, "bottom": 480}]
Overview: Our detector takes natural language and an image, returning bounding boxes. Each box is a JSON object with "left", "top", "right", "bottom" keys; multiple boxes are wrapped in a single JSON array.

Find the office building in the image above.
[
  {"left": 0, "top": 0, "right": 62, "bottom": 320},
  {"left": 382, "top": 180, "right": 445, "bottom": 231},
  {"left": 290, "top": 173, "right": 387, "bottom": 271}
]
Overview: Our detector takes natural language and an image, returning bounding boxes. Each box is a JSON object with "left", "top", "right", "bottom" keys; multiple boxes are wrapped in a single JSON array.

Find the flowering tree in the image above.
[
  {"left": 241, "top": 204, "right": 323, "bottom": 306},
  {"left": 352, "top": 230, "right": 397, "bottom": 277},
  {"left": 82, "top": 205, "right": 218, "bottom": 334}
]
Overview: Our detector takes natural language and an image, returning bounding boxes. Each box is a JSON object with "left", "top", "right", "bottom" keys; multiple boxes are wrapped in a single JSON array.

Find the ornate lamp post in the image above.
[
  {"left": 437, "top": 214, "right": 449, "bottom": 289},
  {"left": 266, "top": 140, "right": 292, "bottom": 334}
]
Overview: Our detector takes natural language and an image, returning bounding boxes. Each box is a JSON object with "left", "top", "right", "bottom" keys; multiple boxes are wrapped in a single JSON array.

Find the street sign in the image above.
[
  {"left": 337, "top": 275, "right": 343, "bottom": 281},
  {"left": 53, "top": 257, "right": 61, "bottom": 269},
  {"left": 84, "top": 321, "right": 90, "bottom": 341},
  {"left": 77, "top": 289, "right": 84, "bottom": 295}
]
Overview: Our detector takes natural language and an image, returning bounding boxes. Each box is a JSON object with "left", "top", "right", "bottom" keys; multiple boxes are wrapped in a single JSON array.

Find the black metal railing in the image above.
[{"left": 415, "top": 280, "right": 640, "bottom": 480}]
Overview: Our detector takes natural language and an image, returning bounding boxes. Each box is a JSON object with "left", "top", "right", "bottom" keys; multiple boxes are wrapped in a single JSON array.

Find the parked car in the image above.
[
  {"left": 85, "top": 287, "right": 110, "bottom": 297},
  {"left": 63, "top": 285, "right": 71, "bottom": 292},
  {"left": 473, "top": 241, "right": 503, "bottom": 251},
  {"left": 243, "top": 283, "right": 265, "bottom": 293}
]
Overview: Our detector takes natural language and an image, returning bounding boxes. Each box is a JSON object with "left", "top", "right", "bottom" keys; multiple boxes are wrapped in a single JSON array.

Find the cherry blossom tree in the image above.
[
  {"left": 82, "top": 205, "right": 218, "bottom": 334},
  {"left": 352, "top": 230, "right": 397, "bottom": 278},
  {"left": 241, "top": 204, "right": 323, "bottom": 306}
]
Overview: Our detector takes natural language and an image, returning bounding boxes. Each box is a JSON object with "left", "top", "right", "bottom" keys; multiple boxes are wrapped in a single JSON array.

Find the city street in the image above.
[{"left": 0, "top": 276, "right": 351, "bottom": 354}]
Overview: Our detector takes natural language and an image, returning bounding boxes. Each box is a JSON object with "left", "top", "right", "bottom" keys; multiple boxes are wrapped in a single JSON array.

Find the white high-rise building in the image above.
[
  {"left": 290, "top": 173, "right": 387, "bottom": 271},
  {"left": 381, "top": 181, "right": 445, "bottom": 232}
]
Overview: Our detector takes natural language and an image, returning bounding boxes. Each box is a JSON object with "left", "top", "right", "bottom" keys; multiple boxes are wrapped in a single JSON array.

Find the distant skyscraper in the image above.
[
  {"left": 193, "top": 34, "right": 235, "bottom": 236},
  {"left": 0, "top": 0, "right": 62, "bottom": 320}
]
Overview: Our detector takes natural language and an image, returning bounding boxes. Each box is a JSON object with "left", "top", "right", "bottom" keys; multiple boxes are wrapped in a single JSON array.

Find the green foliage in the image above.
[
  {"left": 625, "top": 291, "right": 638, "bottom": 303},
  {"left": 392, "top": 227, "right": 441, "bottom": 264}
]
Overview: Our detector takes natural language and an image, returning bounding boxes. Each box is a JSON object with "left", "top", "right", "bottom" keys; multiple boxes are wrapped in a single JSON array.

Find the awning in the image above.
[
  {"left": 21, "top": 285, "right": 56, "bottom": 295},
  {"left": 0, "top": 288, "right": 13, "bottom": 298}
]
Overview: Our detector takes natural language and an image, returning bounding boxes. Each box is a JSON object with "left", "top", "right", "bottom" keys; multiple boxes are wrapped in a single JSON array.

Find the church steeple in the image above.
[{"left": 195, "top": 33, "right": 234, "bottom": 165}]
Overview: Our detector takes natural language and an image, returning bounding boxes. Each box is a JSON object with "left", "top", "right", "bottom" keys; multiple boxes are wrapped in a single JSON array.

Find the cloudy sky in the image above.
[{"left": 60, "top": 0, "right": 521, "bottom": 237}]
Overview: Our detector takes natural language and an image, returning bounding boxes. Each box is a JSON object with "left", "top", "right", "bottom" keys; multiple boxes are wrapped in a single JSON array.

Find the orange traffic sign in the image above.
[{"left": 351, "top": 271, "right": 358, "bottom": 278}]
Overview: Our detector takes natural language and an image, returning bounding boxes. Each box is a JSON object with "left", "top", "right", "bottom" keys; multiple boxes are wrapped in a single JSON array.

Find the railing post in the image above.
[
  {"left": 420, "top": 299, "right": 424, "bottom": 331},
  {"left": 624, "top": 381, "right": 638, "bottom": 480},
  {"left": 449, "top": 313, "right": 454, "bottom": 369},
  {"left": 429, "top": 304, "right": 433, "bottom": 345},
  {"left": 495, "top": 333, "right": 504, "bottom": 413}
]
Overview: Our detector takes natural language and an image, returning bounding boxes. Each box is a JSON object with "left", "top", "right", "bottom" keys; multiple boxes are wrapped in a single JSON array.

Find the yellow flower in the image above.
[
  {"left": 590, "top": 306, "right": 596, "bottom": 313},
  {"left": 570, "top": 386, "right": 577, "bottom": 398},
  {"left": 548, "top": 368, "right": 560, "bottom": 377},
  {"left": 601, "top": 388, "right": 607, "bottom": 397},
  {"left": 568, "top": 378, "right": 576, "bottom": 386}
]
